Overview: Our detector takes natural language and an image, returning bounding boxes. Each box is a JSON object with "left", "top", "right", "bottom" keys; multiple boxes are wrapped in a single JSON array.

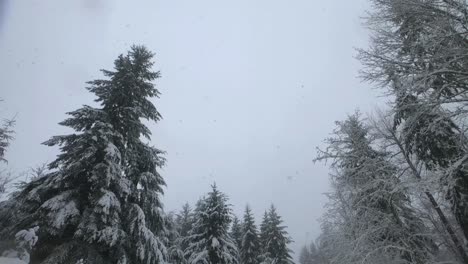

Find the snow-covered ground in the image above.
[{"left": 0, "top": 257, "right": 26, "bottom": 264}]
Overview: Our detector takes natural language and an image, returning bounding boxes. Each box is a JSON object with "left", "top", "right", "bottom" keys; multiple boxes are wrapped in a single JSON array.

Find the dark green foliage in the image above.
[
  {"left": 0, "top": 45, "right": 167, "bottom": 264},
  {"left": 0, "top": 110, "right": 14, "bottom": 195},
  {"left": 394, "top": 93, "right": 460, "bottom": 169},
  {"left": 184, "top": 184, "right": 238, "bottom": 264},
  {"left": 258, "top": 211, "right": 269, "bottom": 260},
  {"left": 0, "top": 114, "right": 14, "bottom": 163},
  {"left": 176, "top": 202, "right": 193, "bottom": 253},
  {"left": 240, "top": 206, "right": 260, "bottom": 264},
  {"left": 259, "top": 205, "right": 293, "bottom": 264},
  {"left": 230, "top": 216, "right": 242, "bottom": 253},
  {"left": 165, "top": 213, "right": 186, "bottom": 264},
  {"left": 394, "top": 90, "right": 468, "bottom": 242},
  {"left": 265, "top": 206, "right": 293, "bottom": 264}
]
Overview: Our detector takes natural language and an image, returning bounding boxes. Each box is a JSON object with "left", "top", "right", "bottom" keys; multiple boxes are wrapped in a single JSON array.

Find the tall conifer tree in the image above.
[
  {"left": 263, "top": 205, "right": 293, "bottom": 264},
  {"left": 259, "top": 211, "right": 270, "bottom": 262},
  {"left": 240, "top": 205, "right": 260, "bottom": 264},
  {"left": 176, "top": 202, "right": 193, "bottom": 254},
  {"left": 0, "top": 46, "right": 167, "bottom": 264},
  {"left": 184, "top": 184, "right": 238, "bottom": 264},
  {"left": 316, "top": 113, "right": 435, "bottom": 263},
  {"left": 230, "top": 216, "right": 243, "bottom": 253}
]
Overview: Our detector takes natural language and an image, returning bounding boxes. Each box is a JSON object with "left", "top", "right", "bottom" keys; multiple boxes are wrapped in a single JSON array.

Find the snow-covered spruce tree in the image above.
[
  {"left": 177, "top": 203, "right": 193, "bottom": 238},
  {"left": 176, "top": 203, "right": 194, "bottom": 253},
  {"left": 0, "top": 45, "right": 167, "bottom": 264},
  {"left": 258, "top": 211, "right": 270, "bottom": 263},
  {"left": 0, "top": 109, "right": 14, "bottom": 163},
  {"left": 261, "top": 205, "right": 293, "bottom": 264},
  {"left": 315, "top": 112, "right": 435, "bottom": 264},
  {"left": 240, "top": 205, "right": 260, "bottom": 264},
  {"left": 0, "top": 106, "right": 15, "bottom": 196},
  {"left": 184, "top": 184, "right": 238, "bottom": 264},
  {"left": 359, "top": 0, "right": 468, "bottom": 244},
  {"left": 230, "top": 216, "right": 242, "bottom": 255},
  {"left": 165, "top": 213, "right": 186, "bottom": 264}
]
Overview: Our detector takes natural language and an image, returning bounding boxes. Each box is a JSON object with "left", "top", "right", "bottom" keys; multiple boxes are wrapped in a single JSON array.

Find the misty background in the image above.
[{"left": 0, "top": 0, "right": 381, "bottom": 259}]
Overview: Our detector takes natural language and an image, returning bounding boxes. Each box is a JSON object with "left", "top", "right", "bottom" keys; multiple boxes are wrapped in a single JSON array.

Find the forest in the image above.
[
  {"left": 1, "top": 0, "right": 468, "bottom": 263},
  {"left": 298, "top": 0, "right": 468, "bottom": 263}
]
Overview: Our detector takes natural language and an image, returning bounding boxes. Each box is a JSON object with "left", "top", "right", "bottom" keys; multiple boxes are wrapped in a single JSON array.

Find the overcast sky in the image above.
[{"left": 0, "top": 0, "right": 382, "bottom": 259}]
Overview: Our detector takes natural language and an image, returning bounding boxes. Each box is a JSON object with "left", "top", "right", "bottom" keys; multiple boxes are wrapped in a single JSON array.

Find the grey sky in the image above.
[{"left": 0, "top": 0, "right": 381, "bottom": 259}]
